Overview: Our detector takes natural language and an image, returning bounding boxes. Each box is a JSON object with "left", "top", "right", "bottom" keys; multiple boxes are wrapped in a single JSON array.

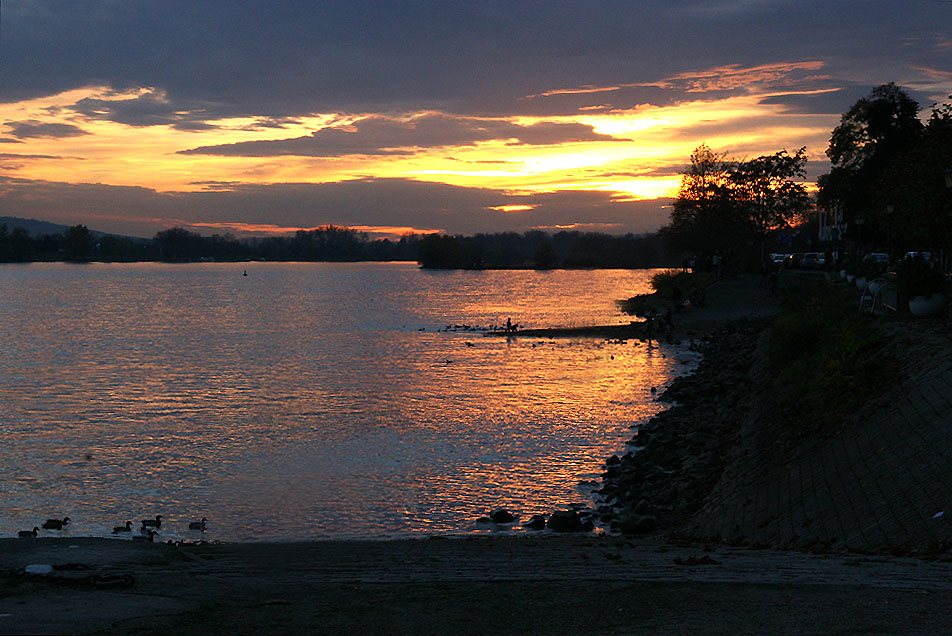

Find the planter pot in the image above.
[
  {"left": 909, "top": 293, "right": 947, "bottom": 317},
  {"left": 855, "top": 276, "right": 867, "bottom": 290}
]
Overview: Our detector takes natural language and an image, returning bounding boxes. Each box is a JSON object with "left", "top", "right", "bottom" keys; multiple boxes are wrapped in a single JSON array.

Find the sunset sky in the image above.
[{"left": 1, "top": 1, "right": 951, "bottom": 238}]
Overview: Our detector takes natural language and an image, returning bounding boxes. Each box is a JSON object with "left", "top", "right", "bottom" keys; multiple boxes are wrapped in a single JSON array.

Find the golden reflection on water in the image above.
[{"left": 0, "top": 262, "right": 697, "bottom": 540}]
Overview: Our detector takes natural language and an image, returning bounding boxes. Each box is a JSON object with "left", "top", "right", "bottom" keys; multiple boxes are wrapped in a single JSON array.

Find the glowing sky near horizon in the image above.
[{"left": 1, "top": 1, "right": 950, "bottom": 238}]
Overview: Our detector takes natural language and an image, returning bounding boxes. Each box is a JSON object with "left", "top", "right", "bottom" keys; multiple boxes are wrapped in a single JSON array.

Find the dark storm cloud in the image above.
[
  {"left": 4, "top": 120, "right": 89, "bottom": 139},
  {"left": 180, "top": 114, "right": 620, "bottom": 157},
  {"left": 70, "top": 91, "right": 219, "bottom": 130},
  {"left": 0, "top": 175, "right": 670, "bottom": 238},
  {"left": 4, "top": 1, "right": 949, "bottom": 120}
]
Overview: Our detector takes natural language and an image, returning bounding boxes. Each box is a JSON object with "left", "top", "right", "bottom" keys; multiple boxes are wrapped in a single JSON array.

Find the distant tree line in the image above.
[
  {"left": 0, "top": 224, "right": 421, "bottom": 263},
  {"left": 0, "top": 222, "right": 674, "bottom": 269},
  {"left": 416, "top": 230, "right": 672, "bottom": 269}
]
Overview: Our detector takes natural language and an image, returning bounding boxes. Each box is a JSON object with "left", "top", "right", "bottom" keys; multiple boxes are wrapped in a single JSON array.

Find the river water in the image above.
[{"left": 0, "top": 262, "right": 697, "bottom": 541}]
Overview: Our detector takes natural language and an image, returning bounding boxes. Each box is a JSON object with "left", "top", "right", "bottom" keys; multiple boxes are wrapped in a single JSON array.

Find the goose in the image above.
[
  {"left": 18, "top": 527, "right": 39, "bottom": 538},
  {"left": 140, "top": 514, "right": 163, "bottom": 529},
  {"left": 111, "top": 521, "right": 133, "bottom": 534},
  {"left": 188, "top": 517, "right": 207, "bottom": 531},
  {"left": 42, "top": 516, "right": 70, "bottom": 530},
  {"left": 133, "top": 529, "right": 157, "bottom": 542}
]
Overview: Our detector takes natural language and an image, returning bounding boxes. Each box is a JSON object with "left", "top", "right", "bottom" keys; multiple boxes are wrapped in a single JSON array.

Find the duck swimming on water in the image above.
[
  {"left": 112, "top": 521, "right": 132, "bottom": 534},
  {"left": 42, "top": 517, "right": 70, "bottom": 530},
  {"left": 140, "top": 515, "right": 163, "bottom": 529},
  {"left": 133, "top": 529, "right": 157, "bottom": 542},
  {"left": 188, "top": 517, "right": 207, "bottom": 531},
  {"left": 18, "top": 527, "right": 39, "bottom": 538}
]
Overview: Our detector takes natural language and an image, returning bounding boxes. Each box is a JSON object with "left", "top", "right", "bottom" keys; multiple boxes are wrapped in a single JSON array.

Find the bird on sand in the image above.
[
  {"left": 112, "top": 521, "right": 132, "bottom": 534},
  {"left": 18, "top": 527, "right": 39, "bottom": 538},
  {"left": 42, "top": 517, "right": 70, "bottom": 530}
]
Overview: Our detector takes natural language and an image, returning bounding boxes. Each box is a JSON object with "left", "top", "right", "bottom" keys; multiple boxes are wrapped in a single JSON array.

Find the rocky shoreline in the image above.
[{"left": 597, "top": 319, "right": 767, "bottom": 537}]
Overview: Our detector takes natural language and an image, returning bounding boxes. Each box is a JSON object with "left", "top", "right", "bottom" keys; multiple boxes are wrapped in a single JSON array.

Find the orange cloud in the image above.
[{"left": 185, "top": 221, "right": 441, "bottom": 238}]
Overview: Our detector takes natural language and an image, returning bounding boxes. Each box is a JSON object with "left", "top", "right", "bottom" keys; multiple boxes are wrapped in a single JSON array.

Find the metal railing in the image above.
[{"left": 859, "top": 277, "right": 898, "bottom": 315}]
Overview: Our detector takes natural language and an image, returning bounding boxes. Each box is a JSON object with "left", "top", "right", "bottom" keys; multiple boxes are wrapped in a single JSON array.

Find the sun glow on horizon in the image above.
[{"left": 0, "top": 79, "right": 834, "bottom": 235}]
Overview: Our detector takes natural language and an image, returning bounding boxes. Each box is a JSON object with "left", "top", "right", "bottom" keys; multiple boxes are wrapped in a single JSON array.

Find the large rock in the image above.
[
  {"left": 547, "top": 510, "right": 583, "bottom": 532},
  {"left": 489, "top": 508, "right": 517, "bottom": 524}
]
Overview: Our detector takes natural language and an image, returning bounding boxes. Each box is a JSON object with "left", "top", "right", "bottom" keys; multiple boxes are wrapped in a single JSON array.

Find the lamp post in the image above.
[
  {"left": 886, "top": 203, "right": 894, "bottom": 261},
  {"left": 945, "top": 167, "right": 952, "bottom": 270}
]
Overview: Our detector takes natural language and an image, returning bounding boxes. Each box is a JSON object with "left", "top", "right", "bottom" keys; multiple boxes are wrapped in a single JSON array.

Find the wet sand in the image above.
[{"left": 5, "top": 535, "right": 952, "bottom": 635}]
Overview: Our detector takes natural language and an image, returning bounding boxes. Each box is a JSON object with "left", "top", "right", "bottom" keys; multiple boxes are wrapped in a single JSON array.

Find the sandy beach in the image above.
[{"left": 5, "top": 534, "right": 952, "bottom": 635}]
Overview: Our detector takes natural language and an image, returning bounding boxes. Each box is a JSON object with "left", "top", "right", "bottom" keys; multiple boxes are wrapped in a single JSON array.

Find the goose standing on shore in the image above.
[{"left": 42, "top": 517, "right": 70, "bottom": 530}]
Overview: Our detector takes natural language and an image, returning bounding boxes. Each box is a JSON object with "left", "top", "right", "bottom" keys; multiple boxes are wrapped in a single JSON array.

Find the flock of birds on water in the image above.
[{"left": 17, "top": 515, "right": 208, "bottom": 543}]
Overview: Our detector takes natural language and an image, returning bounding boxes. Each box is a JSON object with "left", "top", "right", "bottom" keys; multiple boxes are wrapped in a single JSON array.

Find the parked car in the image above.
[
  {"left": 800, "top": 252, "right": 825, "bottom": 269},
  {"left": 862, "top": 252, "right": 889, "bottom": 265}
]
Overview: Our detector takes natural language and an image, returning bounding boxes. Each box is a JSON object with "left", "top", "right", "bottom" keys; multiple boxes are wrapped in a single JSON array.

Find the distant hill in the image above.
[
  {"left": 0, "top": 216, "right": 75, "bottom": 237},
  {"left": 0, "top": 216, "right": 130, "bottom": 239}
]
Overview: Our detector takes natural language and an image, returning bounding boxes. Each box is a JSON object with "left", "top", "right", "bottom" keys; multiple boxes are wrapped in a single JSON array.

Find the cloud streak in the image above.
[
  {"left": 179, "top": 114, "right": 621, "bottom": 157},
  {"left": 4, "top": 120, "right": 89, "bottom": 139},
  {"left": 0, "top": 175, "right": 671, "bottom": 238}
]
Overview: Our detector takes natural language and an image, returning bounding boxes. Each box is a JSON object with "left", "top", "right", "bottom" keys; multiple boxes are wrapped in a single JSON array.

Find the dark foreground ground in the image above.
[{"left": 5, "top": 535, "right": 952, "bottom": 635}]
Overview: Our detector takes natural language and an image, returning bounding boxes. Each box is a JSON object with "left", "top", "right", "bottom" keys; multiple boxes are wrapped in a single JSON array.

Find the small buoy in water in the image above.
[
  {"left": 650, "top": 386, "right": 657, "bottom": 394},
  {"left": 243, "top": 270, "right": 248, "bottom": 276}
]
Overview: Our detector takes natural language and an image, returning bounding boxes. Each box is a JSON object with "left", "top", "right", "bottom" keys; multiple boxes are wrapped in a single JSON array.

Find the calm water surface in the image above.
[{"left": 0, "top": 262, "right": 697, "bottom": 541}]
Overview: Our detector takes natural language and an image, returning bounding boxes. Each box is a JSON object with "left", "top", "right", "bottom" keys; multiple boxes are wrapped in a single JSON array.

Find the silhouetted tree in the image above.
[
  {"left": 9, "top": 227, "right": 34, "bottom": 261},
  {"left": 418, "top": 234, "right": 483, "bottom": 269},
  {"left": 63, "top": 224, "right": 95, "bottom": 261},
  {"left": 660, "top": 144, "right": 746, "bottom": 261},
  {"left": 877, "top": 97, "right": 952, "bottom": 256},
  {"left": 154, "top": 227, "right": 204, "bottom": 261},
  {"left": 729, "top": 147, "right": 811, "bottom": 262},
  {"left": 818, "top": 83, "right": 924, "bottom": 246},
  {"left": 533, "top": 240, "right": 558, "bottom": 269}
]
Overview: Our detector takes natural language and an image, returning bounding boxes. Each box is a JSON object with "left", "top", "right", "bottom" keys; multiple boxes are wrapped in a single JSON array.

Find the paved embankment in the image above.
[
  {"left": 602, "top": 271, "right": 952, "bottom": 554},
  {"left": 689, "top": 316, "right": 952, "bottom": 552}
]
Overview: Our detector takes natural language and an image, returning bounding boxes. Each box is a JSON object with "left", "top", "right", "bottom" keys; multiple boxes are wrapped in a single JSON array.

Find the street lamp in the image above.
[{"left": 886, "top": 203, "right": 894, "bottom": 260}]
